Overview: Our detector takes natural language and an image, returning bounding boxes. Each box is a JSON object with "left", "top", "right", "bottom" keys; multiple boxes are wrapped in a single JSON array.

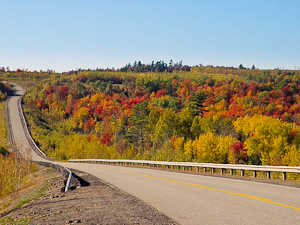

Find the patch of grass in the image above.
[
  {"left": 0, "top": 216, "right": 29, "bottom": 225},
  {"left": 45, "top": 168, "right": 56, "bottom": 174},
  {"left": 16, "top": 183, "right": 48, "bottom": 209},
  {"left": 15, "top": 199, "right": 31, "bottom": 209}
]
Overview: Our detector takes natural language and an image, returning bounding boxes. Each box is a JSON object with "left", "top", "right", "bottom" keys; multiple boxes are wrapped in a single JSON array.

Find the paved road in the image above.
[
  {"left": 7, "top": 84, "right": 46, "bottom": 161},
  {"left": 7, "top": 84, "right": 300, "bottom": 225}
]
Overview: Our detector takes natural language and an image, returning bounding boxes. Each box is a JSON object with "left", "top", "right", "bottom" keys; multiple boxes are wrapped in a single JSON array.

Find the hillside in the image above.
[{"left": 1, "top": 67, "right": 300, "bottom": 170}]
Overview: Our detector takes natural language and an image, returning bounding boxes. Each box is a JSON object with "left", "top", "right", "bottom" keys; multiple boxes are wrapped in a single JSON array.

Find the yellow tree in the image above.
[{"left": 233, "top": 115, "right": 296, "bottom": 165}]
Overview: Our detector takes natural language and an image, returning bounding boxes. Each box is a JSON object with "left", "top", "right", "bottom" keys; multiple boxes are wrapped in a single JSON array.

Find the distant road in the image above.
[
  {"left": 7, "top": 84, "right": 47, "bottom": 161},
  {"left": 7, "top": 83, "right": 300, "bottom": 225}
]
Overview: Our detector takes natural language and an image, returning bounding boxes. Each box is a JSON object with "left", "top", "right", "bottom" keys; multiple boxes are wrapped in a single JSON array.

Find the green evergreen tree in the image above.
[{"left": 125, "top": 101, "right": 150, "bottom": 153}]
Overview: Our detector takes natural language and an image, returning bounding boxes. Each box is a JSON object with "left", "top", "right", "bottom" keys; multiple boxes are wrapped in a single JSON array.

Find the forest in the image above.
[{"left": 1, "top": 65, "right": 300, "bottom": 167}]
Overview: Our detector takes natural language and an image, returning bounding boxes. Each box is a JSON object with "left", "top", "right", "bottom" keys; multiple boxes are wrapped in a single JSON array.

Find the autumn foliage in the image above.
[{"left": 3, "top": 66, "right": 300, "bottom": 166}]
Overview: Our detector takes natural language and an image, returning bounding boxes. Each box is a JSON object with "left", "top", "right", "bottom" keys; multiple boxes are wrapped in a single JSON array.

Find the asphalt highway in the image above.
[
  {"left": 7, "top": 84, "right": 300, "bottom": 225},
  {"left": 7, "top": 84, "right": 47, "bottom": 161}
]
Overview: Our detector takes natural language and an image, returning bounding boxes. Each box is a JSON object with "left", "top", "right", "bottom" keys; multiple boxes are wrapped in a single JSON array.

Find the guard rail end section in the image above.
[{"left": 37, "top": 161, "right": 73, "bottom": 192}]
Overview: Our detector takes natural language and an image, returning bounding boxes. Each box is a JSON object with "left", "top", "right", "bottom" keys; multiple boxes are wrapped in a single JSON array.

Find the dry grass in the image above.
[
  {"left": 0, "top": 101, "right": 7, "bottom": 147},
  {"left": 0, "top": 166, "right": 59, "bottom": 215}
]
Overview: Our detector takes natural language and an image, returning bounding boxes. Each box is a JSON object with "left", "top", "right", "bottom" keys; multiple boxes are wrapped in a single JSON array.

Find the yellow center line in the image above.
[{"left": 100, "top": 166, "right": 300, "bottom": 211}]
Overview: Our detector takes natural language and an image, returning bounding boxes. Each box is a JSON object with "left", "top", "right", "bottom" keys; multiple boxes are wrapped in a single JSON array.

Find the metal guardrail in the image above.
[
  {"left": 68, "top": 159, "right": 300, "bottom": 180},
  {"left": 64, "top": 167, "right": 73, "bottom": 192}
]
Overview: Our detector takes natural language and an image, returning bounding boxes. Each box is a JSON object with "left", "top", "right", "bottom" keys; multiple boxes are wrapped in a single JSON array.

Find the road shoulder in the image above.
[{"left": 1, "top": 166, "right": 177, "bottom": 225}]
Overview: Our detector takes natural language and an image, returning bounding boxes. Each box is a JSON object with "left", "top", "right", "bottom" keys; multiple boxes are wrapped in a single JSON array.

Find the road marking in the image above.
[{"left": 101, "top": 166, "right": 300, "bottom": 211}]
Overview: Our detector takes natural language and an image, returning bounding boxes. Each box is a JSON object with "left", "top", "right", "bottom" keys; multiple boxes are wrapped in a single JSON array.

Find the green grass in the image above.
[
  {"left": 15, "top": 184, "right": 48, "bottom": 209},
  {"left": 45, "top": 168, "right": 56, "bottom": 174},
  {"left": 0, "top": 217, "right": 29, "bottom": 225}
]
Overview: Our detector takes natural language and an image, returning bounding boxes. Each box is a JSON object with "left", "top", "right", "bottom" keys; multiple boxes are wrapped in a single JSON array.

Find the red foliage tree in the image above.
[{"left": 59, "top": 86, "right": 69, "bottom": 100}]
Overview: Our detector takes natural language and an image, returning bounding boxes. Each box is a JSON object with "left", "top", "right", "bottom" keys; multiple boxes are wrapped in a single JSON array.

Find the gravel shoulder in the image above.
[{"left": 1, "top": 166, "right": 177, "bottom": 225}]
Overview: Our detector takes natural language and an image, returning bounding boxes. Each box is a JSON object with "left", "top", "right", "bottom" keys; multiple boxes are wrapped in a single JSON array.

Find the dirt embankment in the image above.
[{"left": 1, "top": 166, "right": 177, "bottom": 225}]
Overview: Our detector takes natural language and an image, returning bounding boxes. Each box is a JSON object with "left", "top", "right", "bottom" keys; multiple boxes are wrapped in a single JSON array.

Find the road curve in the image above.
[{"left": 7, "top": 83, "right": 300, "bottom": 225}]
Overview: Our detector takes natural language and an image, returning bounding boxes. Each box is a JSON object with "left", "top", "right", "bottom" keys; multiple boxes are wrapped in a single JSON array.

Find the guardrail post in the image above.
[
  {"left": 172, "top": 165, "right": 174, "bottom": 170},
  {"left": 183, "top": 166, "right": 185, "bottom": 171},
  {"left": 177, "top": 166, "right": 180, "bottom": 170},
  {"left": 283, "top": 172, "right": 286, "bottom": 180},
  {"left": 157, "top": 164, "right": 159, "bottom": 168},
  {"left": 241, "top": 170, "right": 244, "bottom": 177},
  {"left": 196, "top": 167, "right": 199, "bottom": 172},
  {"left": 189, "top": 166, "right": 192, "bottom": 171},
  {"left": 211, "top": 168, "right": 214, "bottom": 173},
  {"left": 253, "top": 171, "right": 257, "bottom": 178},
  {"left": 204, "top": 167, "right": 207, "bottom": 173},
  {"left": 220, "top": 168, "right": 224, "bottom": 174},
  {"left": 267, "top": 171, "right": 271, "bottom": 179},
  {"left": 230, "top": 169, "right": 233, "bottom": 175}
]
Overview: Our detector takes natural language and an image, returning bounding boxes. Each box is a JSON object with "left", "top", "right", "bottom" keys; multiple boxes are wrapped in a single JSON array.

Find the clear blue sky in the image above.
[{"left": 0, "top": 0, "right": 299, "bottom": 72}]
